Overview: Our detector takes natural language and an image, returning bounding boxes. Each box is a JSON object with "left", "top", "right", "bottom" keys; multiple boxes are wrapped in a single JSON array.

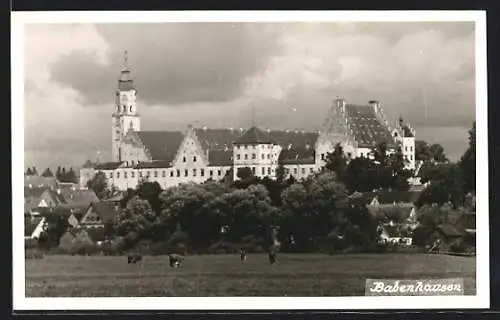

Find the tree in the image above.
[
  {"left": 31, "top": 166, "right": 38, "bottom": 176},
  {"left": 116, "top": 197, "right": 156, "bottom": 239},
  {"left": 344, "top": 157, "right": 379, "bottom": 193},
  {"left": 41, "top": 168, "right": 54, "bottom": 177},
  {"left": 415, "top": 140, "right": 448, "bottom": 163},
  {"left": 86, "top": 171, "right": 110, "bottom": 199},
  {"left": 25, "top": 167, "right": 33, "bottom": 176},
  {"left": 459, "top": 121, "right": 476, "bottom": 193},
  {"left": 324, "top": 143, "right": 347, "bottom": 180},
  {"left": 136, "top": 181, "right": 163, "bottom": 214},
  {"left": 276, "top": 163, "right": 286, "bottom": 183},
  {"left": 236, "top": 167, "right": 253, "bottom": 180},
  {"left": 65, "top": 167, "right": 78, "bottom": 183},
  {"left": 417, "top": 164, "right": 464, "bottom": 208}
]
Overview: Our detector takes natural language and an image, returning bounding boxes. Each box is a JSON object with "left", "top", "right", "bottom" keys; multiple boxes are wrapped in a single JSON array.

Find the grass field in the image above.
[{"left": 25, "top": 253, "right": 476, "bottom": 297}]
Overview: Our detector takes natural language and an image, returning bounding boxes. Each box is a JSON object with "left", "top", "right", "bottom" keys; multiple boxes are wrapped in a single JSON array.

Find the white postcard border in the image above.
[{"left": 12, "top": 10, "right": 489, "bottom": 310}]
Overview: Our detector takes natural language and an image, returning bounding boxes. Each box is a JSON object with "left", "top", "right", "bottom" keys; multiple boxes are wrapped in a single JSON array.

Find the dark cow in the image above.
[
  {"left": 169, "top": 254, "right": 184, "bottom": 268},
  {"left": 240, "top": 248, "right": 247, "bottom": 262},
  {"left": 127, "top": 254, "right": 143, "bottom": 264},
  {"left": 268, "top": 250, "right": 278, "bottom": 264}
]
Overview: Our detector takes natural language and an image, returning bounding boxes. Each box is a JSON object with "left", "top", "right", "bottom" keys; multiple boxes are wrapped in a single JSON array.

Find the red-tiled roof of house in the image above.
[
  {"left": 234, "top": 126, "right": 276, "bottom": 145},
  {"left": 268, "top": 130, "right": 319, "bottom": 150},
  {"left": 278, "top": 147, "right": 315, "bottom": 165},
  {"left": 136, "top": 131, "right": 184, "bottom": 162},
  {"left": 24, "top": 186, "right": 48, "bottom": 198},
  {"left": 344, "top": 104, "right": 396, "bottom": 148}
]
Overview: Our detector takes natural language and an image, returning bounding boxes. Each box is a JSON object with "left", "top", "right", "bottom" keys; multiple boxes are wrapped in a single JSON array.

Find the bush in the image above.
[{"left": 69, "top": 237, "right": 100, "bottom": 256}]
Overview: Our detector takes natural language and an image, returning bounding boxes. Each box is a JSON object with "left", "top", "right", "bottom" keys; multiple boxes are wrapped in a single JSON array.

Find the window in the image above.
[
  {"left": 193, "top": 156, "right": 197, "bottom": 162},
  {"left": 262, "top": 167, "right": 265, "bottom": 175},
  {"left": 252, "top": 153, "right": 256, "bottom": 159},
  {"left": 183, "top": 156, "right": 186, "bottom": 162},
  {"left": 244, "top": 154, "right": 248, "bottom": 160},
  {"left": 146, "top": 171, "right": 150, "bottom": 178},
  {"left": 201, "top": 169, "right": 205, "bottom": 177},
  {"left": 139, "top": 172, "right": 143, "bottom": 178},
  {"left": 309, "top": 168, "right": 314, "bottom": 173},
  {"left": 294, "top": 168, "right": 298, "bottom": 174},
  {"left": 244, "top": 145, "right": 248, "bottom": 149},
  {"left": 154, "top": 171, "right": 158, "bottom": 178},
  {"left": 267, "top": 167, "right": 271, "bottom": 175},
  {"left": 302, "top": 168, "right": 305, "bottom": 174},
  {"left": 162, "top": 171, "right": 166, "bottom": 177},
  {"left": 210, "top": 170, "right": 213, "bottom": 177},
  {"left": 129, "top": 106, "right": 132, "bottom": 113},
  {"left": 193, "top": 169, "right": 197, "bottom": 177},
  {"left": 261, "top": 154, "right": 265, "bottom": 160},
  {"left": 218, "top": 170, "right": 221, "bottom": 176},
  {"left": 237, "top": 154, "right": 241, "bottom": 160},
  {"left": 170, "top": 171, "right": 174, "bottom": 177},
  {"left": 117, "top": 172, "right": 120, "bottom": 178},
  {"left": 267, "top": 154, "right": 270, "bottom": 159},
  {"left": 185, "top": 169, "right": 188, "bottom": 177},
  {"left": 252, "top": 167, "right": 256, "bottom": 174},
  {"left": 124, "top": 172, "right": 128, "bottom": 179},
  {"left": 410, "top": 146, "right": 413, "bottom": 152},
  {"left": 286, "top": 168, "right": 290, "bottom": 174},
  {"left": 410, "top": 155, "right": 413, "bottom": 160},
  {"left": 131, "top": 172, "right": 135, "bottom": 178},
  {"left": 321, "top": 153, "right": 325, "bottom": 160},
  {"left": 176, "top": 169, "right": 180, "bottom": 177},
  {"left": 347, "top": 152, "right": 352, "bottom": 158},
  {"left": 405, "top": 146, "right": 408, "bottom": 152},
  {"left": 110, "top": 172, "right": 113, "bottom": 179}
]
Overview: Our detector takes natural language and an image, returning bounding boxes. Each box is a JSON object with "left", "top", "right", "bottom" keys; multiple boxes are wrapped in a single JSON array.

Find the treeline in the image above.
[{"left": 25, "top": 166, "right": 78, "bottom": 183}]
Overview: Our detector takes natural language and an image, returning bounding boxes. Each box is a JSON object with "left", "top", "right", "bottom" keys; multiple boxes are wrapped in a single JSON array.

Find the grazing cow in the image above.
[
  {"left": 268, "top": 249, "right": 278, "bottom": 264},
  {"left": 169, "top": 253, "right": 184, "bottom": 268},
  {"left": 127, "top": 254, "right": 143, "bottom": 264},
  {"left": 240, "top": 248, "right": 247, "bottom": 262}
]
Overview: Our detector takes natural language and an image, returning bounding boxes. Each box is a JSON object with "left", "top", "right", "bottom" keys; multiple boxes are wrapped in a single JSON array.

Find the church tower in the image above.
[{"left": 112, "top": 51, "right": 140, "bottom": 162}]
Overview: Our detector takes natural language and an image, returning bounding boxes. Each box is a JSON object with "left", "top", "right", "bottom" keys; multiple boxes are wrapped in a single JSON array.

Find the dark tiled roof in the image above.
[
  {"left": 194, "top": 128, "right": 243, "bottom": 151},
  {"left": 437, "top": 224, "right": 463, "bottom": 237},
  {"left": 268, "top": 130, "right": 319, "bottom": 150},
  {"left": 24, "top": 176, "right": 57, "bottom": 188},
  {"left": 368, "top": 204, "right": 414, "bottom": 222},
  {"left": 375, "top": 190, "right": 422, "bottom": 205},
  {"left": 344, "top": 104, "right": 395, "bottom": 148},
  {"left": 95, "top": 162, "right": 123, "bottom": 170},
  {"left": 278, "top": 147, "right": 315, "bottom": 165},
  {"left": 234, "top": 127, "right": 275, "bottom": 145},
  {"left": 24, "top": 216, "right": 43, "bottom": 237},
  {"left": 24, "top": 186, "right": 48, "bottom": 198},
  {"left": 134, "top": 160, "right": 172, "bottom": 169},
  {"left": 136, "top": 131, "right": 184, "bottom": 162},
  {"left": 48, "top": 190, "right": 68, "bottom": 205},
  {"left": 91, "top": 202, "right": 119, "bottom": 223},
  {"left": 81, "top": 160, "right": 96, "bottom": 169},
  {"left": 208, "top": 150, "right": 233, "bottom": 166},
  {"left": 61, "top": 189, "right": 99, "bottom": 207}
]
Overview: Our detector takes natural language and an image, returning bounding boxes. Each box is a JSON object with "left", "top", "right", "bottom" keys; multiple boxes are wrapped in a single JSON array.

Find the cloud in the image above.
[
  {"left": 23, "top": 22, "right": 476, "bottom": 170},
  {"left": 49, "top": 23, "right": 285, "bottom": 106}
]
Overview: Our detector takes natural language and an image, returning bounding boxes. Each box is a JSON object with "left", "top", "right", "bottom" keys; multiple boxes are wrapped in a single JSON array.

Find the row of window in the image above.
[
  {"left": 109, "top": 168, "right": 230, "bottom": 179},
  {"left": 236, "top": 153, "right": 274, "bottom": 161},
  {"left": 404, "top": 146, "right": 414, "bottom": 152},
  {"left": 236, "top": 145, "right": 273, "bottom": 150}
]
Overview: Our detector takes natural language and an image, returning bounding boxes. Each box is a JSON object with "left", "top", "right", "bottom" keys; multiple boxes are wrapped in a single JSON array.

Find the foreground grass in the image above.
[{"left": 25, "top": 253, "right": 476, "bottom": 297}]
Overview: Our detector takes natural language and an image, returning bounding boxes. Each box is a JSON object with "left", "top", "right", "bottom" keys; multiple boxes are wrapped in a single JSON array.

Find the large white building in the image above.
[{"left": 80, "top": 54, "right": 417, "bottom": 191}]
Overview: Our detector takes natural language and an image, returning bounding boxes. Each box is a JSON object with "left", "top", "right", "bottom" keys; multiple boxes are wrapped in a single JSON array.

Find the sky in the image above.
[{"left": 23, "top": 22, "right": 476, "bottom": 171}]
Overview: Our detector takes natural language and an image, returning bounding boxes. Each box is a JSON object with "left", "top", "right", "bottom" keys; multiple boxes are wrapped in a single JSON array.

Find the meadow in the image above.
[{"left": 25, "top": 253, "right": 476, "bottom": 297}]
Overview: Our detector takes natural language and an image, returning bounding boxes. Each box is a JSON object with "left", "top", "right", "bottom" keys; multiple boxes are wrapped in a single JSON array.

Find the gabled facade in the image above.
[
  {"left": 80, "top": 202, "right": 120, "bottom": 228},
  {"left": 79, "top": 59, "right": 417, "bottom": 191}
]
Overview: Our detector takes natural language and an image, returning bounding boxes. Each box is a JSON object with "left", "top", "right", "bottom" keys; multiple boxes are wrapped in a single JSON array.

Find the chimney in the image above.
[{"left": 368, "top": 100, "right": 380, "bottom": 114}]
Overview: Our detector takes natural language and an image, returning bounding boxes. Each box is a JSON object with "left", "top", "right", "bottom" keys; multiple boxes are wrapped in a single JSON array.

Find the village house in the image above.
[
  {"left": 79, "top": 202, "right": 120, "bottom": 229},
  {"left": 426, "top": 224, "right": 464, "bottom": 252},
  {"left": 80, "top": 54, "right": 418, "bottom": 191}
]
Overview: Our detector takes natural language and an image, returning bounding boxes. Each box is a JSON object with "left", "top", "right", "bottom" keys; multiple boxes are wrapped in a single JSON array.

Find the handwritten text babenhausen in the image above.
[{"left": 365, "top": 278, "right": 464, "bottom": 296}]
